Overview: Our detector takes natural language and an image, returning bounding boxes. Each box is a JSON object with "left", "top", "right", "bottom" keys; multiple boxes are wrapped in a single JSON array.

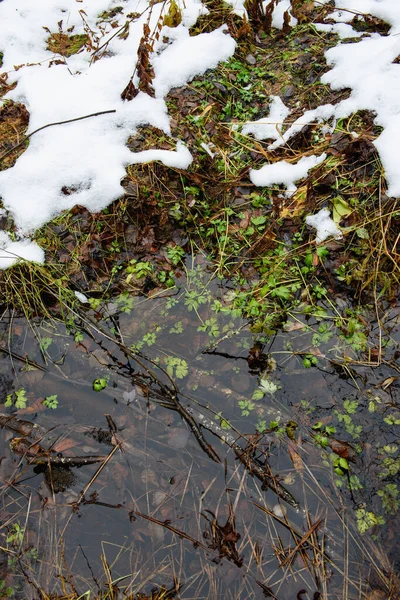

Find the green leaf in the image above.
[
  {"left": 252, "top": 388, "right": 265, "bottom": 401},
  {"left": 259, "top": 379, "right": 279, "bottom": 395},
  {"left": 316, "top": 246, "right": 329, "bottom": 260},
  {"left": 40, "top": 337, "right": 53, "bottom": 351},
  {"left": 15, "top": 389, "right": 27, "bottom": 410},
  {"left": 215, "top": 412, "right": 231, "bottom": 430},
  {"left": 333, "top": 196, "right": 352, "bottom": 224},
  {"left": 334, "top": 467, "right": 345, "bottom": 476},
  {"left": 384, "top": 414, "right": 400, "bottom": 426},
  {"left": 251, "top": 215, "right": 266, "bottom": 227},
  {"left": 339, "top": 457, "right": 349, "bottom": 470},
  {"left": 344, "top": 399, "right": 358, "bottom": 414},
  {"left": 5, "top": 394, "right": 13, "bottom": 408},
  {"left": 272, "top": 286, "right": 291, "bottom": 300},
  {"left": 175, "top": 359, "right": 188, "bottom": 379},
  {"left": 304, "top": 251, "right": 313, "bottom": 268},
  {"left": 44, "top": 394, "right": 58, "bottom": 410},
  {"left": 356, "top": 227, "right": 369, "bottom": 239},
  {"left": 312, "top": 422, "right": 323, "bottom": 430},
  {"left": 93, "top": 378, "right": 107, "bottom": 392}
]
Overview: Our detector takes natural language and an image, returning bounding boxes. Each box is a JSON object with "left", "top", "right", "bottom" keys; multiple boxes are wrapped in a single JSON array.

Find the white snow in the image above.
[
  {"left": 305, "top": 208, "right": 343, "bottom": 244},
  {"left": 269, "top": 0, "right": 297, "bottom": 30},
  {"left": 250, "top": 154, "right": 326, "bottom": 196},
  {"left": 242, "top": 96, "right": 290, "bottom": 141},
  {"left": 129, "top": 141, "right": 193, "bottom": 169},
  {"left": 267, "top": 0, "right": 400, "bottom": 198},
  {"left": 153, "top": 26, "right": 236, "bottom": 98},
  {"left": 0, "top": 0, "right": 236, "bottom": 266},
  {"left": 74, "top": 291, "right": 89, "bottom": 304},
  {"left": 0, "top": 232, "right": 44, "bottom": 269},
  {"left": 0, "top": 0, "right": 400, "bottom": 268},
  {"left": 314, "top": 23, "right": 362, "bottom": 39}
]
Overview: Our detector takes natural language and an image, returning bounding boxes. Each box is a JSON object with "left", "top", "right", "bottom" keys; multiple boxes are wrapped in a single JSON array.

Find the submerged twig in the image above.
[{"left": 186, "top": 406, "right": 300, "bottom": 510}]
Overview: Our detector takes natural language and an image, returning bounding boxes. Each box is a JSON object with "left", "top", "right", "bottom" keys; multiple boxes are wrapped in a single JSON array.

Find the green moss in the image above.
[{"left": 46, "top": 33, "right": 88, "bottom": 57}]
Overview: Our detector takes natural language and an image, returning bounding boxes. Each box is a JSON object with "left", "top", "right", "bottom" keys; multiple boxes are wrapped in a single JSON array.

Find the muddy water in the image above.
[{"left": 0, "top": 276, "right": 399, "bottom": 599}]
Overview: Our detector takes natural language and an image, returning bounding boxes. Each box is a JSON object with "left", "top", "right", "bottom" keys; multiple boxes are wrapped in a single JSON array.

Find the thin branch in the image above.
[{"left": 0, "top": 109, "right": 116, "bottom": 162}]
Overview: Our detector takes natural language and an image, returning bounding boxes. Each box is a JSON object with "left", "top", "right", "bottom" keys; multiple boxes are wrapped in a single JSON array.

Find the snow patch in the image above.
[
  {"left": 0, "top": 232, "right": 45, "bottom": 269},
  {"left": 242, "top": 96, "right": 290, "bottom": 142},
  {"left": 250, "top": 154, "right": 326, "bottom": 196},
  {"left": 305, "top": 208, "right": 343, "bottom": 244},
  {"left": 0, "top": 0, "right": 236, "bottom": 244}
]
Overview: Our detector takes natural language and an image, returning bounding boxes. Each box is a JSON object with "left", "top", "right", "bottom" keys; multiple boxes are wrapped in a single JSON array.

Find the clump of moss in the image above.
[{"left": 46, "top": 33, "right": 88, "bottom": 57}]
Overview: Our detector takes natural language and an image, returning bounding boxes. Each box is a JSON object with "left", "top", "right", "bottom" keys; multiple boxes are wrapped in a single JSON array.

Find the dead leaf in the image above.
[
  {"left": 288, "top": 441, "right": 304, "bottom": 474},
  {"left": 280, "top": 185, "right": 307, "bottom": 219}
]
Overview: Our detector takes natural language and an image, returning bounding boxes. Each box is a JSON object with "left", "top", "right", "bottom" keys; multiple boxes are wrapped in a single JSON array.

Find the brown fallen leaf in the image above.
[{"left": 288, "top": 440, "right": 304, "bottom": 474}]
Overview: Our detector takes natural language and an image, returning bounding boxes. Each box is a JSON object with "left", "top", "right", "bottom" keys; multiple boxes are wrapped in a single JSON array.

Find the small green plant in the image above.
[
  {"left": 109, "top": 240, "right": 121, "bottom": 254},
  {"left": 312, "top": 422, "right": 336, "bottom": 448},
  {"left": 238, "top": 398, "right": 255, "bottom": 417},
  {"left": 337, "top": 315, "right": 368, "bottom": 352},
  {"left": 0, "top": 579, "right": 16, "bottom": 598},
  {"left": 333, "top": 456, "right": 349, "bottom": 476},
  {"left": 197, "top": 317, "right": 219, "bottom": 337},
  {"left": 252, "top": 378, "right": 280, "bottom": 400},
  {"left": 93, "top": 378, "right": 107, "bottom": 392},
  {"left": 143, "top": 332, "right": 157, "bottom": 346},
  {"left": 216, "top": 412, "right": 231, "bottom": 431},
  {"left": 126, "top": 260, "right": 153, "bottom": 282},
  {"left": 44, "top": 394, "right": 58, "bottom": 409},
  {"left": 302, "top": 354, "right": 318, "bottom": 368},
  {"left": 355, "top": 508, "right": 384, "bottom": 534},
  {"left": 184, "top": 289, "right": 208, "bottom": 312},
  {"left": 377, "top": 484, "right": 399, "bottom": 514},
  {"left": 335, "top": 398, "right": 363, "bottom": 439},
  {"left": 5, "top": 389, "right": 27, "bottom": 410},
  {"left": 116, "top": 292, "right": 134, "bottom": 313},
  {"left": 74, "top": 330, "right": 84, "bottom": 343},
  {"left": 170, "top": 320, "right": 184, "bottom": 334},
  {"left": 383, "top": 413, "right": 400, "bottom": 426},
  {"left": 39, "top": 337, "right": 53, "bottom": 351},
  {"left": 312, "top": 323, "right": 333, "bottom": 347},
  {"left": 164, "top": 356, "right": 188, "bottom": 379},
  {"left": 89, "top": 297, "right": 102, "bottom": 310},
  {"left": 158, "top": 270, "right": 175, "bottom": 287},
  {"left": 167, "top": 245, "right": 185, "bottom": 265},
  {"left": 7, "top": 523, "right": 24, "bottom": 547}
]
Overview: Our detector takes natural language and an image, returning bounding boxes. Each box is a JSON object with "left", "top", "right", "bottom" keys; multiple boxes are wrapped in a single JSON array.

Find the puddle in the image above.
[{"left": 0, "top": 264, "right": 399, "bottom": 599}]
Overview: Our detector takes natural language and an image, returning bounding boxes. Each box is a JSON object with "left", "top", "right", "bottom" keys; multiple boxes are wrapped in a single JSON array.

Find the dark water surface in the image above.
[{"left": 0, "top": 272, "right": 398, "bottom": 599}]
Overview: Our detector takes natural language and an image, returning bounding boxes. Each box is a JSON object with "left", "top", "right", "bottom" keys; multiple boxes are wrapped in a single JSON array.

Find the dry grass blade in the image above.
[{"left": 279, "top": 517, "right": 322, "bottom": 568}]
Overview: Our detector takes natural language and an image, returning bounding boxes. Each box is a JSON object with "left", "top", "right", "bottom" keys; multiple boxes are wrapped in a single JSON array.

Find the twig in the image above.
[
  {"left": 280, "top": 518, "right": 322, "bottom": 567},
  {"left": 135, "top": 511, "right": 208, "bottom": 550},
  {"left": 0, "top": 109, "right": 116, "bottom": 162}
]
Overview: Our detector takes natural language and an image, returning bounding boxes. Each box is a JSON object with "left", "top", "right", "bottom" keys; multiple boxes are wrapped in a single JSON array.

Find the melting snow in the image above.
[
  {"left": 0, "top": 0, "right": 236, "bottom": 266},
  {"left": 0, "top": 0, "right": 399, "bottom": 267},
  {"left": 250, "top": 154, "right": 326, "bottom": 196},
  {"left": 306, "top": 209, "right": 343, "bottom": 245},
  {"left": 242, "top": 96, "right": 290, "bottom": 142}
]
